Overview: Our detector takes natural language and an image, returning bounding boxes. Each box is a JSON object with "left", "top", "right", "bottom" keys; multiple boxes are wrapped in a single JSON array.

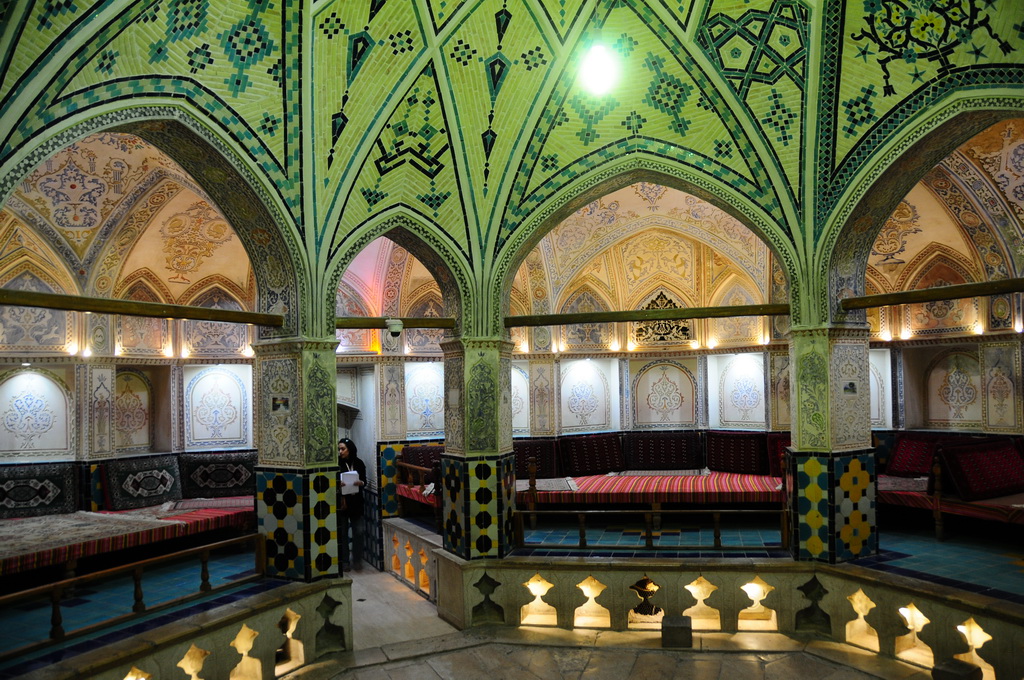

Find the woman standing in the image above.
[{"left": 337, "top": 437, "right": 366, "bottom": 570}]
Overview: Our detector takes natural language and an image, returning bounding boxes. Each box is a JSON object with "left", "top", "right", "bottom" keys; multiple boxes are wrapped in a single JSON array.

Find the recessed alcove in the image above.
[
  {"left": 521, "top": 573, "right": 558, "bottom": 626},
  {"left": 574, "top": 575, "right": 610, "bottom": 629},
  {"left": 683, "top": 576, "right": 721, "bottom": 631},
  {"left": 738, "top": 576, "right": 777, "bottom": 631},
  {"left": 955, "top": 617, "right": 995, "bottom": 680},
  {"left": 845, "top": 589, "right": 879, "bottom": 651},
  {"left": 895, "top": 603, "right": 933, "bottom": 667}
]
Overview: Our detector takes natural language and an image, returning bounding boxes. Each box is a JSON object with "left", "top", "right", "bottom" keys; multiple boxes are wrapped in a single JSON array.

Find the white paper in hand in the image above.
[{"left": 340, "top": 470, "right": 359, "bottom": 495}]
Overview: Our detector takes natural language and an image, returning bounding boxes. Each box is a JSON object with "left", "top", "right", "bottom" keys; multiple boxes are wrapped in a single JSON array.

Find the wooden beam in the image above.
[
  {"left": 841, "top": 278, "right": 1024, "bottom": 310},
  {"left": 0, "top": 288, "right": 284, "bottom": 326},
  {"left": 335, "top": 317, "right": 457, "bottom": 329},
  {"left": 505, "top": 304, "right": 790, "bottom": 328}
]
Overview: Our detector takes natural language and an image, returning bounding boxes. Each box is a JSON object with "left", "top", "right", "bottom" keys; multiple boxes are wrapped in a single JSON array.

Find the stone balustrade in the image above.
[{"left": 35, "top": 580, "right": 353, "bottom": 680}]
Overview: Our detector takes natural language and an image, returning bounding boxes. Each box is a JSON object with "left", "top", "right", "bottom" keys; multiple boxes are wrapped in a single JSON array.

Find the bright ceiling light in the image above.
[{"left": 579, "top": 45, "right": 618, "bottom": 96}]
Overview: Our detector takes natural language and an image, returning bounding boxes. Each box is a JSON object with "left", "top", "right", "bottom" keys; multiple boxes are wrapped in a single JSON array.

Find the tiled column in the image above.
[
  {"left": 76, "top": 363, "right": 114, "bottom": 510},
  {"left": 254, "top": 339, "right": 340, "bottom": 581},
  {"left": 788, "top": 327, "right": 877, "bottom": 563},
  {"left": 440, "top": 338, "right": 516, "bottom": 559}
]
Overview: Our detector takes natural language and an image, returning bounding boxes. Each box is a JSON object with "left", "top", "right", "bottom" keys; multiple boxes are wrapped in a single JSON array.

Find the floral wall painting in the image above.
[
  {"left": 114, "top": 370, "right": 152, "bottom": 452},
  {"left": 926, "top": 351, "right": 982, "bottom": 428},
  {"left": 405, "top": 361, "right": 444, "bottom": 438},
  {"left": 559, "top": 359, "right": 615, "bottom": 433},
  {"left": 982, "top": 344, "right": 1020, "bottom": 431},
  {"left": 511, "top": 363, "right": 530, "bottom": 435},
  {"left": 710, "top": 353, "right": 766, "bottom": 429},
  {"left": 184, "top": 365, "right": 250, "bottom": 449},
  {"left": 0, "top": 369, "right": 72, "bottom": 458},
  {"left": 631, "top": 361, "right": 696, "bottom": 428},
  {"left": 868, "top": 350, "right": 892, "bottom": 430}
]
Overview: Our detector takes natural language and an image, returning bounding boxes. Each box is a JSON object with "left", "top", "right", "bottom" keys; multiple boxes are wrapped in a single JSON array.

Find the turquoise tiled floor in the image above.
[
  {"left": 516, "top": 513, "right": 1024, "bottom": 602},
  {"left": 0, "top": 548, "right": 259, "bottom": 658},
  {"left": 3, "top": 515, "right": 1021, "bottom": 678}
]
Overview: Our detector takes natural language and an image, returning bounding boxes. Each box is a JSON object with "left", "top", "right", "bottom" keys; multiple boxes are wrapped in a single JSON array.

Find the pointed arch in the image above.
[
  {"left": 558, "top": 284, "right": 613, "bottom": 351},
  {"left": 495, "top": 161, "right": 797, "bottom": 334},
  {"left": 326, "top": 209, "right": 472, "bottom": 337},
  {"left": 182, "top": 284, "right": 249, "bottom": 357},
  {"left": 1, "top": 111, "right": 304, "bottom": 337},
  {"left": 825, "top": 100, "right": 1024, "bottom": 327}
]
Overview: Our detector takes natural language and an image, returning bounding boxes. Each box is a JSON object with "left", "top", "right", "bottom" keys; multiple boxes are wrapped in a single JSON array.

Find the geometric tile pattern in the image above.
[
  {"left": 441, "top": 451, "right": 516, "bottom": 560},
  {"left": 257, "top": 468, "right": 304, "bottom": 579},
  {"left": 793, "top": 455, "right": 830, "bottom": 561},
  {"left": 257, "top": 466, "right": 339, "bottom": 581},
  {"left": 835, "top": 452, "right": 876, "bottom": 561},
  {"left": 792, "top": 451, "right": 878, "bottom": 563},
  {"left": 442, "top": 454, "right": 468, "bottom": 558}
]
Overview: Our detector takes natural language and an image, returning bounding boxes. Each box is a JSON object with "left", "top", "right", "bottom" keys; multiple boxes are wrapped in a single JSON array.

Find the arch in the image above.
[
  {"left": 628, "top": 287, "right": 696, "bottom": 349},
  {"left": 405, "top": 290, "right": 445, "bottom": 355},
  {"left": 182, "top": 285, "right": 249, "bottom": 357},
  {"left": 924, "top": 350, "right": 982, "bottom": 428},
  {"left": 902, "top": 252, "right": 980, "bottom": 337},
  {"left": 0, "top": 263, "right": 76, "bottom": 353},
  {"left": 0, "top": 110, "right": 304, "bottom": 337},
  {"left": 824, "top": 100, "right": 1024, "bottom": 327},
  {"left": 335, "top": 281, "right": 374, "bottom": 352},
  {"left": 114, "top": 368, "right": 154, "bottom": 453},
  {"left": 631, "top": 360, "right": 698, "bottom": 428},
  {"left": 0, "top": 367, "right": 76, "bottom": 459},
  {"left": 325, "top": 210, "right": 472, "bottom": 337},
  {"left": 709, "top": 276, "right": 763, "bottom": 347},
  {"left": 116, "top": 277, "right": 171, "bottom": 356},
  {"left": 495, "top": 161, "right": 798, "bottom": 335},
  {"left": 558, "top": 285, "right": 613, "bottom": 352}
]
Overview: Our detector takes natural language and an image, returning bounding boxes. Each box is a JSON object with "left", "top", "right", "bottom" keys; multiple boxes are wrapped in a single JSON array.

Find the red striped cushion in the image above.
[
  {"left": 516, "top": 472, "right": 782, "bottom": 505},
  {"left": 397, "top": 484, "right": 441, "bottom": 507}
]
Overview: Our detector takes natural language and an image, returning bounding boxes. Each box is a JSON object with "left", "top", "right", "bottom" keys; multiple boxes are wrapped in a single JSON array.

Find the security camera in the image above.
[{"left": 385, "top": 318, "right": 403, "bottom": 337}]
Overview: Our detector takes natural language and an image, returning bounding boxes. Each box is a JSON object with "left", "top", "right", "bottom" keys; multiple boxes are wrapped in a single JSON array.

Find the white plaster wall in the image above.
[
  {"left": 183, "top": 364, "right": 252, "bottom": 450},
  {"left": 0, "top": 368, "right": 74, "bottom": 460},
  {"left": 336, "top": 368, "right": 359, "bottom": 407},
  {"left": 868, "top": 349, "right": 892, "bottom": 430},
  {"left": 405, "top": 361, "right": 444, "bottom": 439},
  {"left": 351, "top": 366, "right": 378, "bottom": 492},
  {"left": 511, "top": 362, "right": 530, "bottom": 435},
  {"left": 629, "top": 359, "right": 697, "bottom": 428},
  {"left": 707, "top": 353, "right": 766, "bottom": 429},
  {"left": 559, "top": 358, "right": 618, "bottom": 433}
]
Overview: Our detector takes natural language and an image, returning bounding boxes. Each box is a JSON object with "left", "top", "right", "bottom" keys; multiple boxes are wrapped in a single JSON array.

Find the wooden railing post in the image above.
[
  {"left": 200, "top": 549, "right": 212, "bottom": 592},
  {"left": 132, "top": 568, "right": 146, "bottom": 613},
  {"left": 49, "top": 588, "right": 64, "bottom": 640}
]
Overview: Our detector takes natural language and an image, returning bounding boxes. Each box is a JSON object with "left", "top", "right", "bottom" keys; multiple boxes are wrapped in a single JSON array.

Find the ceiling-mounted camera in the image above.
[{"left": 385, "top": 318, "right": 403, "bottom": 337}]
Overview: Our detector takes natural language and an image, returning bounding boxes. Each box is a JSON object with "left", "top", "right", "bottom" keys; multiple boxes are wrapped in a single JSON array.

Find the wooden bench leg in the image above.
[{"left": 652, "top": 502, "right": 662, "bottom": 532}]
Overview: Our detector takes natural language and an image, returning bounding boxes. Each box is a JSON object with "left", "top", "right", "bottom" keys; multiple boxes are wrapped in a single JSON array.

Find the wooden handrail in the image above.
[
  {"left": 506, "top": 303, "right": 790, "bottom": 328},
  {"left": 0, "top": 289, "right": 283, "bottom": 326},
  {"left": 0, "top": 533, "right": 262, "bottom": 660}
]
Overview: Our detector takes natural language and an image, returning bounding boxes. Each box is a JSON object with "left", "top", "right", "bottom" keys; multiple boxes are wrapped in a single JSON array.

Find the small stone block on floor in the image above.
[
  {"left": 661, "top": 614, "right": 692, "bottom": 648},
  {"left": 932, "top": 659, "right": 982, "bottom": 680}
]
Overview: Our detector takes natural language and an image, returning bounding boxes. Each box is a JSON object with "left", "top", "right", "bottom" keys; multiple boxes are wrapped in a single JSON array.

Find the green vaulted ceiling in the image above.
[{"left": 1, "top": 0, "right": 1022, "bottom": 336}]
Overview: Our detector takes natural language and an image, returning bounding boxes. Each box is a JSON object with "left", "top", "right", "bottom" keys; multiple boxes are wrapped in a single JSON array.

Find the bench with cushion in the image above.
[
  {"left": 516, "top": 430, "right": 785, "bottom": 511},
  {"left": 392, "top": 445, "right": 444, "bottom": 528},
  {"left": 0, "top": 451, "right": 255, "bottom": 578},
  {"left": 876, "top": 432, "right": 1024, "bottom": 538}
]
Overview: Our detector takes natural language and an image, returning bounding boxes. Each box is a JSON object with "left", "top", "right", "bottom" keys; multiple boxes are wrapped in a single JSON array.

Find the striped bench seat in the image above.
[
  {"left": 396, "top": 483, "right": 441, "bottom": 508},
  {"left": 0, "top": 498, "right": 254, "bottom": 576},
  {"left": 516, "top": 472, "right": 783, "bottom": 506},
  {"left": 878, "top": 490, "right": 1024, "bottom": 525}
]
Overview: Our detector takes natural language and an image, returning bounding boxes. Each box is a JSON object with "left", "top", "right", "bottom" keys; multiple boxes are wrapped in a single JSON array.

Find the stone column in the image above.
[
  {"left": 253, "top": 339, "right": 340, "bottom": 581},
  {"left": 440, "top": 338, "right": 516, "bottom": 559},
  {"left": 788, "top": 327, "right": 877, "bottom": 563}
]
